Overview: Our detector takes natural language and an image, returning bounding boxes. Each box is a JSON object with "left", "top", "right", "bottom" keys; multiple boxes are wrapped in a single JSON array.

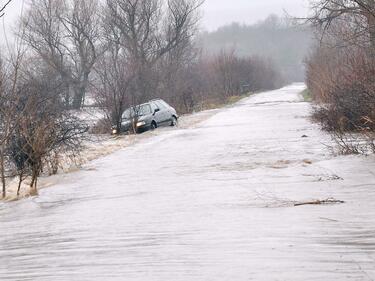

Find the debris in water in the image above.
[{"left": 294, "top": 198, "right": 345, "bottom": 207}]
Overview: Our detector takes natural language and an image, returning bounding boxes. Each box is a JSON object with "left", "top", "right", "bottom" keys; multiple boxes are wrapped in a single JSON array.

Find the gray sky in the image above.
[
  {"left": 201, "top": 0, "right": 310, "bottom": 31},
  {"left": 1, "top": 0, "right": 310, "bottom": 43}
]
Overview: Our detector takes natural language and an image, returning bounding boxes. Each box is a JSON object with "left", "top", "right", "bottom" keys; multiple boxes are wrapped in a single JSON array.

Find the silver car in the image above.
[{"left": 113, "top": 99, "right": 179, "bottom": 134}]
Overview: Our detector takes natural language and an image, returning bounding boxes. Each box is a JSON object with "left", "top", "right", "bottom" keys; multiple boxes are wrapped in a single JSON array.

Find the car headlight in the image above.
[{"left": 136, "top": 121, "right": 146, "bottom": 127}]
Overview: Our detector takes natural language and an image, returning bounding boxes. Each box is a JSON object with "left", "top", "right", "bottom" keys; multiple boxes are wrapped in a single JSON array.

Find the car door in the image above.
[
  {"left": 150, "top": 101, "right": 164, "bottom": 126},
  {"left": 154, "top": 100, "right": 170, "bottom": 126}
]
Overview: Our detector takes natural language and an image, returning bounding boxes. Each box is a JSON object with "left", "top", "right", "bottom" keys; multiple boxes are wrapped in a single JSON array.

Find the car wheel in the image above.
[
  {"left": 151, "top": 121, "right": 157, "bottom": 130},
  {"left": 170, "top": 116, "right": 178, "bottom": 127}
]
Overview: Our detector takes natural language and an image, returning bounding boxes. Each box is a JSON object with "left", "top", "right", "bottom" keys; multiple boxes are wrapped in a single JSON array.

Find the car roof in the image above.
[
  {"left": 130, "top": 102, "right": 151, "bottom": 107},
  {"left": 126, "top": 99, "right": 164, "bottom": 109}
]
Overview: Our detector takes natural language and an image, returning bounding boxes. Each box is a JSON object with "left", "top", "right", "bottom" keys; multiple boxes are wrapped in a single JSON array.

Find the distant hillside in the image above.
[{"left": 198, "top": 15, "right": 313, "bottom": 82}]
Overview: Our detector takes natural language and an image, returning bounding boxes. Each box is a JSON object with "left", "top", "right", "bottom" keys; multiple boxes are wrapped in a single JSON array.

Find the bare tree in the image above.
[
  {"left": 106, "top": 0, "right": 202, "bottom": 63},
  {"left": 156, "top": 35, "right": 200, "bottom": 113},
  {"left": 213, "top": 49, "right": 241, "bottom": 99},
  {"left": 21, "top": 0, "right": 101, "bottom": 109},
  {"left": 0, "top": 57, "right": 8, "bottom": 198},
  {"left": 7, "top": 65, "right": 88, "bottom": 195},
  {"left": 0, "top": 44, "right": 26, "bottom": 198},
  {"left": 1, "top": 47, "right": 88, "bottom": 199},
  {"left": 0, "top": 0, "right": 12, "bottom": 18},
  {"left": 94, "top": 40, "right": 135, "bottom": 134},
  {"left": 105, "top": 0, "right": 203, "bottom": 103},
  {"left": 308, "top": 0, "right": 375, "bottom": 52}
]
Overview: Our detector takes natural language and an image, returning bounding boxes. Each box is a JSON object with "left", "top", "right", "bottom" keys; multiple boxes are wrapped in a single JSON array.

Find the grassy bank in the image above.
[
  {"left": 301, "top": 88, "right": 312, "bottom": 102},
  {"left": 198, "top": 92, "right": 253, "bottom": 111}
]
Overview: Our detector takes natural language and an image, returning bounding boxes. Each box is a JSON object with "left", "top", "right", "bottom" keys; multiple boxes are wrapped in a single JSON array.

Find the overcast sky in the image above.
[
  {"left": 1, "top": 0, "right": 310, "bottom": 42},
  {"left": 201, "top": 0, "right": 310, "bottom": 31}
]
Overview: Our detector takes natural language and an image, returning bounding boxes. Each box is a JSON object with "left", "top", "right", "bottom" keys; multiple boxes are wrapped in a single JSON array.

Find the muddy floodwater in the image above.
[{"left": 1, "top": 84, "right": 375, "bottom": 280}]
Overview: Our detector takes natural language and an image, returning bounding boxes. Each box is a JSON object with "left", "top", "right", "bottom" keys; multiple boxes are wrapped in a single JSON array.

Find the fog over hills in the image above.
[{"left": 198, "top": 15, "right": 313, "bottom": 82}]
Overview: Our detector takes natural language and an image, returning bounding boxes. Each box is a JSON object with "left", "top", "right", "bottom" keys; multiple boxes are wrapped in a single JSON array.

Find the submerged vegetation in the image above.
[{"left": 301, "top": 89, "right": 312, "bottom": 102}]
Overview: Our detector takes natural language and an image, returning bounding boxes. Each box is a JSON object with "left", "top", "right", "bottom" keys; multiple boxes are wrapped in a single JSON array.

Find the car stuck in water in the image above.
[{"left": 112, "top": 99, "right": 179, "bottom": 134}]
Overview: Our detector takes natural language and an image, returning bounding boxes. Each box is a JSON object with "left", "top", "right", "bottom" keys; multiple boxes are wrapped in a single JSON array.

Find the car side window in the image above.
[
  {"left": 150, "top": 102, "right": 159, "bottom": 112},
  {"left": 154, "top": 100, "right": 167, "bottom": 110},
  {"left": 158, "top": 100, "right": 170, "bottom": 109}
]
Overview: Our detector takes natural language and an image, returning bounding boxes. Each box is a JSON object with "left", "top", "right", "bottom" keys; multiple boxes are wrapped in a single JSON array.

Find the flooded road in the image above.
[{"left": 1, "top": 84, "right": 375, "bottom": 280}]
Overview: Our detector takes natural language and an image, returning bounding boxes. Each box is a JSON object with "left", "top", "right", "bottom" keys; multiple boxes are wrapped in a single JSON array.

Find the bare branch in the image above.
[{"left": 0, "top": 0, "right": 12, "bottom": 18}]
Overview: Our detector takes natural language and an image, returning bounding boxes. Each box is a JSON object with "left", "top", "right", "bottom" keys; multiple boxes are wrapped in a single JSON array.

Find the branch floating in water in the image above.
[{"left": 294, "top": 198, "right": 345, "bottom": 207}]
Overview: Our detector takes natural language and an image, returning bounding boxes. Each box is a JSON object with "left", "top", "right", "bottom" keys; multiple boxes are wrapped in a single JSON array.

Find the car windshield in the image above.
[
  {"left": 122, "top": 104, "right": 152, "bottom": 120},
  {"left": 138, "top": 104, "right": 152, "bottom": 116}
]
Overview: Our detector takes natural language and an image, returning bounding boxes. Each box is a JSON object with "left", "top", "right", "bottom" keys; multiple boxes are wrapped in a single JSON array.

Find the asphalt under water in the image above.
[{"left": 1, "top": 84, "right": 375, "bottom": 280}]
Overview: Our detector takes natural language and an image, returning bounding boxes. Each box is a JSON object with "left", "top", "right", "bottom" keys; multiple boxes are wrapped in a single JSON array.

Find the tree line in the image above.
[{"left": 306, "top": 0, "right": 375, "bottom": 154}]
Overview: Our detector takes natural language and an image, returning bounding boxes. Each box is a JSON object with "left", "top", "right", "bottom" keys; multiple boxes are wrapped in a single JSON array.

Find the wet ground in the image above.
[{"left": 1, "top": 84, "right": 375, "bottom": 280}]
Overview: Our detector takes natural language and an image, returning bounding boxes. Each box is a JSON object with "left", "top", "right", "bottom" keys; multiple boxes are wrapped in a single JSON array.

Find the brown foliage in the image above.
[
  {"left": 306, "top": 14, "right": 375, "bottom": 154},
  {"left": 156, "top": 49, "right": 284, "bottom": 114},
  {"left": 307, "top": 44, "right": 375, "bottom": 132}
]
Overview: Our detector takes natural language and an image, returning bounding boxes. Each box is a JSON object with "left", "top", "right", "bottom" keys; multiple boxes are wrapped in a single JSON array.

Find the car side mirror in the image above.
[{"left": 154, "top": 108, "right": 160, "bottom": 115}]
